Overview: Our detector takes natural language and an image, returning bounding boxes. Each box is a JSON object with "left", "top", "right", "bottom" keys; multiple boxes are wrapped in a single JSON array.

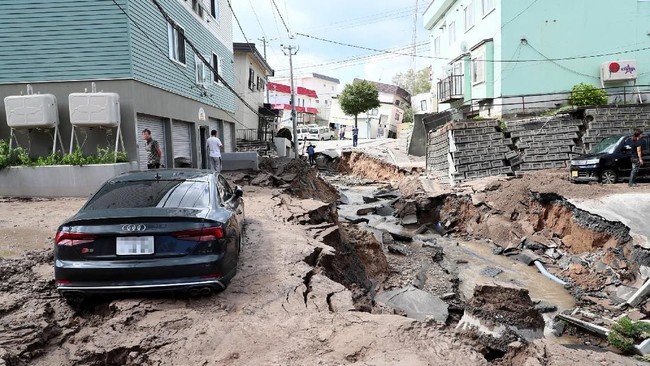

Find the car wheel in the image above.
[
  {"left": 320, "top": 137, "right": 324, "bottom": 141},
  {"left": 600, "top": 169, "right": 617, "bottom": 184}
]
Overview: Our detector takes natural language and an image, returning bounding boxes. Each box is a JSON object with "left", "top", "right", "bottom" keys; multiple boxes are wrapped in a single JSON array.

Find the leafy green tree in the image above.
[
  {"left": 402, "top": 104, "right": 414, "bottom": 124},
  {"left": 392, "top": 68, "right": 431, "bottom": 95},
  {"left": 568, "top": 83, "right": 608, "bottom": 106},
  {"left": 339, "top": 80, "right": 381, "bottom": 129}
]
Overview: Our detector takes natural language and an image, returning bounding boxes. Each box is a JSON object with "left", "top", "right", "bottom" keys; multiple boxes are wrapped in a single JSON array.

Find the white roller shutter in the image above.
[
  {"left": 208, "top": 118, "right": 219, "bottom": 136},
  {"left": 172, "top": 121, "right": 192, "bottom": 166},
  {"left": 223, "top": 121, "right": 234, "bottom": 153},
  {"left": 136, "top": 114, "right": 166, "bottom": 170}
]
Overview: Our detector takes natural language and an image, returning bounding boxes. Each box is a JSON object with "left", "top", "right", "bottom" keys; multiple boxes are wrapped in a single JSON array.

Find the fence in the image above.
[{"left": 235, "top": 128, "right": 274, "bottom": 142}]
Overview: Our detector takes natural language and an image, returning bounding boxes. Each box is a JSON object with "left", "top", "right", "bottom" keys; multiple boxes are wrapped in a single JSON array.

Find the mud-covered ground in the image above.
[{"left": 0, "top": 162, "right": 647, "bottom": 365}]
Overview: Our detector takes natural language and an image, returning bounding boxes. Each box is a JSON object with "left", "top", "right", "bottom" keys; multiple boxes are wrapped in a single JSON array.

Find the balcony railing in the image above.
[{"left": 437, "top": 74, "right": 464, "bottom": 103}]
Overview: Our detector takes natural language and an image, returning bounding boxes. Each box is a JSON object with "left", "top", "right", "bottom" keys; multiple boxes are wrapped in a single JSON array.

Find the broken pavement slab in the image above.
[{"left": 374, "top": 286, "right": 449, "bottom": 323}]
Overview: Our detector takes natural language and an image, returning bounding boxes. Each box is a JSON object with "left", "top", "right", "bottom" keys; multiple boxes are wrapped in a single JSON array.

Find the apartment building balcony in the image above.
[{"left": 437, "top": 75, "right": 464, "bottom": 103}]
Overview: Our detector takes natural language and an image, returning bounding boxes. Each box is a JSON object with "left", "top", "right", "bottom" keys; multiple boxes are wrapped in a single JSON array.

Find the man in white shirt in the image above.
[{"left": 206, "top": 129, "right": 223, "bottom": 174}]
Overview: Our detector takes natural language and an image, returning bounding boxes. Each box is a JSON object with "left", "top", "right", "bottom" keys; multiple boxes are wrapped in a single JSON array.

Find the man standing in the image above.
[
  {"left": 629, "top": 129, "right": 644, "bottom": 187},
  {"left": 206, "top": 129, "right": 223, "bottom": 174},
  {"left": 352, "top": 126, "right": 359, "bottom": 147},
  {"left": 306, "top": 142, "right": 316, "bottom": 165},
  {"left": 143, "top": 129, "right": 162, "bottom": 169}
]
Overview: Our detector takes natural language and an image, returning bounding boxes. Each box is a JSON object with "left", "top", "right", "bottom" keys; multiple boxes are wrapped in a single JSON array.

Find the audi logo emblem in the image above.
[{"left": 122, "top": 224, "right": 147, "bottom": 232}]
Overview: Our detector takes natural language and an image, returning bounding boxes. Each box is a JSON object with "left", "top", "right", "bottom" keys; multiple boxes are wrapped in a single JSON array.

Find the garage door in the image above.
[
  {"left": 136, "top": 114, "right": 166, "bottom": 170},
  {"left": 208, "top": 118, "right": 219, "bottom": 139},
  {"left": 172, "top": 121, "right": 192, "bottom": 167},
  {"left": 223, "top": 121, "right": 234, "bottom": 152}
]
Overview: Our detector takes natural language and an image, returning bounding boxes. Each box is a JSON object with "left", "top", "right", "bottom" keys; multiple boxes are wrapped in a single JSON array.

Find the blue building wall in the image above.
[
  {"left": 128, "top": 0, "right": 236, "bottom": 112},
  {"left": 501, "top": 0, "right": 650, "bottom": 96},
  {"left": 0, "top": 0, "right": 132, "bottom": 83}
]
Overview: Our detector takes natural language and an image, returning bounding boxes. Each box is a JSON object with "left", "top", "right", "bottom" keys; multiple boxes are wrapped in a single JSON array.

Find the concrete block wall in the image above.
[
  {"left": 506, "top": 115, "right": 584, "bottom": 171},
  {"left": 583, "top": 105, "right": 650, "bottom": 152},
  {"left": 449, "top": 120, "right": 510, "bottom": 181},
  {"left": 426, "top": 126, "right": 451, "bottom": 186}
]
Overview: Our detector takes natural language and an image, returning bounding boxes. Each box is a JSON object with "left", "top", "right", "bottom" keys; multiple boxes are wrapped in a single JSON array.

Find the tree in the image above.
[
  {"left": 392, "top": 67, "right": 431, "bottom": 96},
  {"left": 339, "top": 80, "right": 381, "bottom": 129},
  {"left": 568, "top": 83, "right": 608, "bottom": 106},
  {"left": 402, "top": 104, "right": 414, "bottom": 124}
]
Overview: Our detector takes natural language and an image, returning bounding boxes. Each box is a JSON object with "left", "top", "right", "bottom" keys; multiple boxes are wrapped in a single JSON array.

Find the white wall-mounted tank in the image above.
[
  {"left": 68, "top": 92, "right": 120, "bottom": 127},
  {"left": 4, "top": 94, "right": 59, "bottom": 128}
]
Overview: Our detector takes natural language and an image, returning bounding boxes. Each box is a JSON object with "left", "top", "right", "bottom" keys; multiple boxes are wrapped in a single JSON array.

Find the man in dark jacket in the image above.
[{"left": 629, "top": 129, "right": 644, "bottom": 187}]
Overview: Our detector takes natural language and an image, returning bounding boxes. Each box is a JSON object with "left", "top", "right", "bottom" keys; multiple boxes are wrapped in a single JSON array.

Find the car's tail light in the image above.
[
  {"left": 55, "top": 231, "right": 97, "bottom": 246},
  {"left": 172, "top": 227, "right": 223, "bottom": 241}
]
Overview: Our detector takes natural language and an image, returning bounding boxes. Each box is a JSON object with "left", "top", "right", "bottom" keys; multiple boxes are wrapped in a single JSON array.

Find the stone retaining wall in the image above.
[{"left": 426, "top": 104, "right": 650, "bottom": 185}]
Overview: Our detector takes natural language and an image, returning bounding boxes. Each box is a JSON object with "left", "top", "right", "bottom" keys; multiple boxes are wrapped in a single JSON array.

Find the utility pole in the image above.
[
  {"left": 282, "top": 44, "right": 299, "bottom": 159},
  {"left": 258, "top": 37, "right": 270, "bottom": 104}
]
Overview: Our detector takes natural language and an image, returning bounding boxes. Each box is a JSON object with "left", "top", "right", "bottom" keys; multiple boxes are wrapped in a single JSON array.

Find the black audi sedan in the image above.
[{"left": 54, "top": 170, "right": 244, "bottom": 303}]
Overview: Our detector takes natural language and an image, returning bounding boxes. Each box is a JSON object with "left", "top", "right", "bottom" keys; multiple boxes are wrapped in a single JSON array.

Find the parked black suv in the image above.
[{"left": 570, "top": 134, "right": 649, "bottom": 184}]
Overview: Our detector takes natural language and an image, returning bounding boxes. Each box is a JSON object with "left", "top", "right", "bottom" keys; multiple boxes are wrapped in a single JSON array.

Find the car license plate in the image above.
[
  {"left": 116, "top": 236, "right": 154, "bottom": 255},
  {"left": 571, "top": 171, "right": 578, "bottom": 177}
]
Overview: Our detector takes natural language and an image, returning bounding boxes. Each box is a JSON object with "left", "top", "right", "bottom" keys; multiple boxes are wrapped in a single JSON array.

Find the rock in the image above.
[
  {"left": 381, "top": 231, "right": 395, "bottom": 246},
  {"left": 344, "top": 216, "right": 369, "bottom": 225},
  {"left": 339, "top": 193, "right": 350, "bottom": 205},
  {"left": 374, "top": 286, "right": 449, "bottom": 322},
  {"left": 492, "top": 246, "right": 505, "bottom": 255},
  {"left": 429, "top": 246, "right": 444, "bottom": 262},
  {"left": 374, "top": 190, "right": 400, "bottom": 199},
  {"left": 545, "top": 248, "right": 562, "bottom": 260},
  {"left": 362, "top": 196, "right": 379, "bottom": 204},
  {"left": 508, "top": 341, "right": 524, "bottom": 349},
  {"left": 414, "top": 224, "right": 429, "bottom": 235},
  {"left": 552, "top": 320, "right": 566, "bottom": 337},
  {"left": 413, "top": 233, "right": 438, "bottom": 243},
  {"left": 356, "top": 207, "right": 376, "bottom": 216},
  {"left": 420, "top": 239, "right": 438, "bottom": 248},
  {"left": 643, "top": 302, "right": 650, "bottom": 313},
  {"left": 389, "top": 231, "right": 414, "bottom": 242},
  {"left": 250, "top": 173, "right": 271, "bottom": 186},
  {"left": 441, "top": 292, "right": 456, "bottom": 300},
  {"left": 640, "top": 266, "right": 650, "bottom": 280},
  {"left": 401, "top": 215, "right": 418, "bottom": 225},
  {"left": 479, "top": 266, "right": 503, "bottom": 278},
  {"left": 534, "top": 301, "right": 558, "bottom": 313},
  {"left": 388, "top": 244, "right": 409, "bottom": 256},
  {"left": 376, "top": 204, "right": 395, "bottom": 217},
  {"left": 514, "top": 249, "right": 543, "bottom": 266},
  {"left": 628, "top": 309, "right": 646, "bottom": 321},
  {"left": 523, "top": 238, "right": 547, "bottom": 251}
]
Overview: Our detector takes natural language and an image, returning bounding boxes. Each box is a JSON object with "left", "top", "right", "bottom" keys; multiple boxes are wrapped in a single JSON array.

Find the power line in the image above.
[
  {"left": 247, "top": 0, "right": 267, "bottom": 40},
  {"left": 526, "top": 42, "right": 599, "bottom": 80},
  {"left": 296, "top": 32, "right": 650, "bottom": 63},
  {"left": 270, "top": 0, "right": 291, "bottom": 36}
]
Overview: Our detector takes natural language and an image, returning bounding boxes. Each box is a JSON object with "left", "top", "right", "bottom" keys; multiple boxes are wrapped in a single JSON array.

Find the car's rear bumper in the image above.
[{"left": 55, "top": 254, "right": 234, "bottom": 293}]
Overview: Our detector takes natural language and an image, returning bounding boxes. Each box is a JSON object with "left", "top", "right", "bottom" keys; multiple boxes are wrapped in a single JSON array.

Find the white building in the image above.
[
  {"left": 271, "top": 73, "right": 340, "bottom": 123},
  {"left": 232, "top": 43, "right": 274, "bottom": 141},
  {"left": 267, "top": 81, "right": 319, "bottom": 130},
  {"left": 330, "top": 79, "right": 411, "bottom": 139}
]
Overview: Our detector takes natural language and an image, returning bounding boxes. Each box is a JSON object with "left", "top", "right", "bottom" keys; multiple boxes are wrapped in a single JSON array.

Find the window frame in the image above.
[
  {"left": 420, "top": 100, "right": 427, "bottom": 112},
  {"left": 167, "top": 21, "right": 186, "bottom": 65},
  {"left": 212, "top": 53, "right": 223, "bottom": 85},
  {"left": 464, "top": 1, "right": 475, "bottom": 32},
  {"left": 248, "top": 68, "right": 256, "bottom": 91},
  {"left": 195, "top": 54, "right": 212, "bottom": 87},
  {"left": 448, "top": 21, "right": 456, "bottom": 46},
  {"left": 471, "top": 52, "right": 485, "bottom": 85},
  {"left": 434, "top": 36, "right": 441, "bottom": 56},
  {"left": 210, "top": 0, "right": 219, "bottom": 21},
  {"left": 481, "top": 0, "right": 495, "bottom": 17}
]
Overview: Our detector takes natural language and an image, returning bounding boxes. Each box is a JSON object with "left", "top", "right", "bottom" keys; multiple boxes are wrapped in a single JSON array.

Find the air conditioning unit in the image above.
[{"left": 601, "top": 60, "right": 637, "bottom": 82}]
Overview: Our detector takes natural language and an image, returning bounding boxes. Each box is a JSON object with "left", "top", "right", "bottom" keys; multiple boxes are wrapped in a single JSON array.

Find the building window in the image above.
[
  {"left": 195, "top": 55, "right": 211, "bottom": 87},
  {"left": 472, "top": 54, "right": 485, "bottom": 84},
  {"left": 167, "top": 22, "right": 186, "bottom": 64},
  {"left": 248, "top": 68, "right": 255, "bottom": 91},
  {"left": 453, "top": 61, "right": 463, "bottom": 76},
  {"left": 434, "top": 36, "right": 441, "bottom": 56},
  {"left": 395, "top": 112, "right": 401, "bottom": 121},
  {"left": 464, "top": 2, "right": 475, "bottom": 31},
  {"left": 191, "top": 0, "right": 204, "bottom": 18},
  {"left": 371, "top": 108, "right": 378, "bottom": 115},
  {"left": 212, "top": 53, "right": 222, "bottom": 84},
  {"left": 394, "top": 100, "right": 401, "bottom": 106},
  {"left": 420, "top": 100, "right": 427, "bottom": 111},
  {"left": 481, "top": 0, "right": 494, "bottom": 16},
  {"left": 448, "top": 21, "right": 456, "bottom": 45},
  {"left": 210, "top": 0, "right": 219, "bottom": 20}
]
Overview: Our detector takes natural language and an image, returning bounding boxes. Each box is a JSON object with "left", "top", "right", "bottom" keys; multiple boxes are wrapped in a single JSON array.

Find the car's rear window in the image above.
[{"left": 84, "top": 180, "right": 210, "bottom": 210}]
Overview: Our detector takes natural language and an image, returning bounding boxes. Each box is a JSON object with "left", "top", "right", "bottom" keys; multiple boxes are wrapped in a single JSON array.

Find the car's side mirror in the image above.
[{"left": 234, "top": 186, "right": 243, "bottom": 198}]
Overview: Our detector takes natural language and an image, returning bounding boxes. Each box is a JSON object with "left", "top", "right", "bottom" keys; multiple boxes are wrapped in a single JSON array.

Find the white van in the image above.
[
  {"left": 296, "top": 126, "right": 312, "bottom": 141},
  {"left": 308, "top": 126, "right": 336, "bottom": 141}
]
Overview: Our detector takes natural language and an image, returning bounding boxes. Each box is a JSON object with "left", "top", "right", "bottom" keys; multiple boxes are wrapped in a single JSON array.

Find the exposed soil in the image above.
[
  {"left": 0, "top": 153, "right": 647, "bottom": 365},
  {"left": 465, "top": 285, "right": 544, "bottom": 330}
]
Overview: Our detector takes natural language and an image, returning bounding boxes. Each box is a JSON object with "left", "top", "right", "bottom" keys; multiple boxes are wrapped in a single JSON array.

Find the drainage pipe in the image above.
[{"left": 533, "top": 260, "right": 567, "bottom": 286}]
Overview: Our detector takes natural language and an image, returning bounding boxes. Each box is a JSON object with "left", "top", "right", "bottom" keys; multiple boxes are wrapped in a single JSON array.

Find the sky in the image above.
[{"left": 229, "top": 0, "right": 431, "bottom": 88}]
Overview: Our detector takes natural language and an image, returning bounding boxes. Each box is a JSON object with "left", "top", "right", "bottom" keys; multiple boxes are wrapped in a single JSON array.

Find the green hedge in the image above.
[{"left": 0, "top": 140, "right": 128, "bottom": 170}]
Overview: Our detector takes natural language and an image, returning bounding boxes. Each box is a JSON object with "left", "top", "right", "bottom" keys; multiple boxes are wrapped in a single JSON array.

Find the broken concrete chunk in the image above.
[
  {"left": 492, "top": 246, "right": 504, "bottom": 255},
  {"left": 343, "top": 216, "right": 369, "bottom": 225},
  {"left": 414, "top": 225, "right": 430, "bottom": 235},
  {"left": 387, "top": 244, "right": 409, "bottom": 256},
  {"left": 362, "top": 196, "right": 380, "bottom": 204},
  {"left": 479, "top": 266, "right": 503, "bottom": 278},
  {"left": 374, "top": 286, "right": 449, "bottom": 322},
  {"left": 374, "top": 190, "right": 400, "bottom": 199},
  {"left": 514, "top": 249, "right": 543, "bottom": 266},
  {"left": 400, "top": 215, "right": 418, "bottom": 226},
  {"left": 627, "top": 309, "right": 646, "bottom": 321},
  {"left": 640, "top": 266, "right": 650, "bottom": 280},
  {"left": 440, "top": 292, "right": 456, "bottom": 300},
  {"left": 356, "top": 207, "right": 376, "bottom": 216},
  {"left": 534, "top": 301, "right": 558, "bottom": 313},
  {"left": 544, "top": 248, "right": 562, "bottom": 260},
  {"left": 339, "top": 193, "right": 350, "bottom": 205},
  {"left": 381, "top": 231, "right": 395, "bottom": 246},
  {"left": 376, "top": 204, "right": 395, "bottom": 217}
]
